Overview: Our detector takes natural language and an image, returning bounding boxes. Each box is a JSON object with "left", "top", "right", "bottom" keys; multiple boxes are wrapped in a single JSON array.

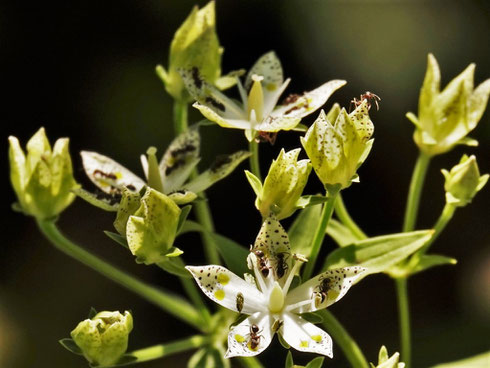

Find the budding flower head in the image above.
[
  {"left": 71, "top": 310, "right": 133, "bottom": 367},
  {"left": 246, "top": 148, "right": 312, "bottom": 220},
  {"left": 407, "top": 54, "right": 490, "bottom": 156},
  {"left": 371, "top": 346, "right": 405, "bottom": 368},
  {"left": 156, "top": 1, "right": 225, "bottom": 101},
  {"left": 126, "top": 187, "right": 182, "bottom": 265},
  {"left": 442, "top": 155, "right": 488, "bottom": 207},
  {"left": 9, "top": 127, "right": 78, "bottom": 220},
  {"left": 301, "top": 102, "right": 374, "bottom": 193}
]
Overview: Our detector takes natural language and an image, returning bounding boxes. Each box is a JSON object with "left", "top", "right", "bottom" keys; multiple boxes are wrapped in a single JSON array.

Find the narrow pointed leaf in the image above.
[
  {"left": 209, "top": 232, "right": 249, "bottom": 276},
  {"left": 295, "top": 195, "right": 329, "bottom": 209},
  {"left": 59, "top": 338, "right": 83, "bottom": 355},
  {"left": 306, "top": 357, "right": 325, "bottom": 368},
  {"left": 410, "top": 254, "right": 457, "bottom": 274},
  {"left": 104, "top": 231, "right": 129, "bottom": 249},
  {"left": 285, "top": 351, "right": 294, "bottom": 368},
  {"left": 288, "top": 205, "right": 322, "bottom": 255},
  {"left": 157, "top": 258, "right": 191, "bottom": 278},
  {"left": 244, "top": 170, "right": 263, "bottom": 197},
  {"left": 177, "top": 205, "right": 193, "bottom": 234},
  {"left": 72, "top": 187, "right": 119, "bottom": 212},
  {"left": 326, "top": 218, "right": 362, "bottom": 247}
]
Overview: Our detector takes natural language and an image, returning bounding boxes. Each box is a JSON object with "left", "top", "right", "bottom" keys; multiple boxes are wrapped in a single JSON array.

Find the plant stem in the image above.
[
  {"left": 302, "top": 193, "right": 338, "bottom": 280},
  {"left": 115, "top": 335, "right": 208, "bottom": 366},
  {"left": 403, "top": 152, "right": 431, "bottom": 232},
  {"left": 395, "top": 277, "right": 411, "bottom": 368},
  {"left": 417, "top": 203, "right": 456, "bottom": 257},
  {"left": 249, "top": 139, "right": 262, "bottom": 181},
  {"left": 37, "top": 220, "right": 203, "bottom": 330},
  {"left": 318, "top": 310, "right": 369, "bottom": 368},
  {"left": 173, "top": 99, "right": 189, "bottom": 134},
  {"left": 239, "top": 357, "right": 265, "bottom": 368},
  {"left": 335, "top": 193, "right": 367, "bottom": 240}
]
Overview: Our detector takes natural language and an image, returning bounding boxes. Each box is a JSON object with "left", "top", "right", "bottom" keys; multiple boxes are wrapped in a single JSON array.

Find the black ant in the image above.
[
  {"left": 275, "top": 252, "right": 290, "bottom": 279},
  {"left": 255, "top": 131, "right": 277, "bottom": 145},
  {"left": 350, "top": 91, "right": 381, "bottom": 111},
  {"left": 251, "top": 249, "right": 270, "bottom": 278},
  {"left": 249, "top": 324, "right": 262, "bottom": 351},
  {"left": 312, "top": 275, "right": 333, "bottom": 307}
]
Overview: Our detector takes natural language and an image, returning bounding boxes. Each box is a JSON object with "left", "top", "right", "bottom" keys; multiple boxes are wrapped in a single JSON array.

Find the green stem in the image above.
[
  {"left": 395, "top": 277, "right": 411, "bottom": 368},
  {"left": 239, "top": 357, "right": 265, "bottom": 368},
  {"left": 318, "top": 310, "right": 369, "bottom": 368},
  {"left": 249, "top": 139, "right": 262, "bottom": 181},
  {"left": 403, "top": 152, "right": 431, "bottom": 232},
  {"left": 37, "top": 220, "right": 203, "bottom": 330},
  {"left": 335, "top": 193, "right": 367, "bottom": 239},
  {"left": 417, "top": 203, "right": 456, "bottom": 257},
  {"left": 114, "top": 335, "right": 208, "bottom": 367},
  {"left": 173, "top": 99, "right": 189, "bottom": 134},
  {"left": 302, "top": 193, "right": 338, "bottom": 280}
]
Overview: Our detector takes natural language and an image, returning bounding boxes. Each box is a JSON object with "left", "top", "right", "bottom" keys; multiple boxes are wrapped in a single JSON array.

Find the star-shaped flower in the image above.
[
  {"left": 180, "top": 51, "right": 346, "bottom": 141},
  {"left": 79, "top": 127, "right": 250, "bottom": 207},
  {"left": 186, "top": 216, "right": 365, "bottom": 358}
]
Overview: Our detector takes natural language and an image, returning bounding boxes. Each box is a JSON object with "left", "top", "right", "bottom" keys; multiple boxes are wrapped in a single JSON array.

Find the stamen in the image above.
[
  {"left": 282, "top": 259, "right": 303, "bottom": 295},
  {"left": 146, "top": 147, "right": 164, "bottom": 193},
  {"left": 285, "top": 298, "right": 314, "bottom": 313},
  {"left": 250, "top": 253, "right": 267, "bottom": 293}
]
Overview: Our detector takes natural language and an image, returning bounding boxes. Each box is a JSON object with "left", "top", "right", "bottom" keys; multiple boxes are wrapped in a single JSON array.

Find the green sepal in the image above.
[
  {"left": 114, "top": 188, "right": 142, "bottom": 236},
  {"left": 288, "top": 205, "right": 322, "bottom": 255},
  {"left": 59, "top": 338, "right": 83, "bottom": 355},
  {"left": 73, "top": 187, "right": 119, "bottom": 212},
  {"left": 323, "top": 230, "right": 434, "bottom": 282},
  {"left": 277, "top": 332, "right": 291, "bottom": 349},
  {"left": 295, "top": 195, "right": 329, "bottom": 209},
  {"left": 408, "top": 254, "right": 457, "bottom": 275},
  {"left": 292, "top": 123, "right": 308, "bottom": 132},
  {"left": 104, "top": 231, "right": 129, "bottom": 249},
  {"left": 326, "top": 218, "right": 362, "bottom": 247},
  {"left": 305, "top": 357, "right": 325, "bottom": 368},
  {"left": 301, "top": 312, "right": 323, "bottom": 324},
  {"left": 285, "top": 351, "right": 294, "bottom": 368},
  {"left": 177, "top": 205, "right": 192, "bottom": 234},
  {"left": 157, "top": 257, "right": 191, "bottom": 278},
  {"left": 244, "top": 170, "right": 263, "bottom": 197},
  {"left": 165, "top": 246, "right": 184, "bottom": 257}
]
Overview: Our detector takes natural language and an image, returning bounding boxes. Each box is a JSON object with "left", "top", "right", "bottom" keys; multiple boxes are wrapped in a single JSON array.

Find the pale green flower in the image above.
[
  {"left": 180, "top": 51, "right": 346, "bottom": 141},
  {"left": 71, "top": 311, "right": 133, "bottom": 367},
  {"left": 442, "top": 155, "right": 488, "bottom": 207},
  {"left": 156, "top": 1, "right": 240, "bottom": 101},
  {"left": 407, "top": 54, "right": 490, "bottom": 156},
  {"left": 187, "top": 216, "right": 365, "bottom": 358},
  {"left": 245, "top": 148, "right": 312, "bottom": 220},
  {"left": 301, "top": 102, "right": 374, "bottom": 193},
  {"left": 9, "top": 127, "right": 77, "bottom": 219}
]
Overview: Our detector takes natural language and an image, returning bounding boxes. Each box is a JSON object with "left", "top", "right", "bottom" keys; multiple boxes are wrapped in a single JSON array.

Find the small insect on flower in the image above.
[
  {"left": 313, "top": 275, "right": 333, "bottom": 308},
  {"left": 272, "top": 319, "right": 284, "bottom": 333},
  {"left": 248, "top": 324, "right": 262, "bottom": 351},
  {"left": 256, "top": 131, "right": 278, "bottom": 145},
  {"left": 236, "top": 292, "right": 245, "bottom": 313},
  {"left": 350, "top": 91, "right": 381, "bottom": 111},
  {"left": 251, "top": 248, "right": 271, "bottom": 278},
  {"left": 274, "top": 251, "right": 290, "bottom": 279}
]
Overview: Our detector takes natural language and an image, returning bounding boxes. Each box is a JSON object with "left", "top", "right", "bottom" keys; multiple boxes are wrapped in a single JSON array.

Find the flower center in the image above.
[
  {"left": 247, "top": 74, "right": 264, "bottom": 122},
  {"left": 268, "top": 281, "right": 284, "bottom": 313}
]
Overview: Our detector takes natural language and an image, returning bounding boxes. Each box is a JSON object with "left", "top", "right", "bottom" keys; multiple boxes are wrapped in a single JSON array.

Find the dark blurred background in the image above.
[{"left": 1, "top": 1, "right": 489, "bottom": 367}]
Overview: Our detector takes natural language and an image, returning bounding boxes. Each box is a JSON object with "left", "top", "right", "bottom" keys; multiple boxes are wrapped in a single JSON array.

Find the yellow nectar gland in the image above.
[
  {"left": 217, "top": 273, "right": 230, "bottom": 285},
  {"left": 214, "top": 289, "right": 225, "bottom": 300},
  {"left": 234, "top": 334, "right": 245, "bottom": 343},
  {"left": 268, "top": 282, "right": 284, "bottom": 313}
]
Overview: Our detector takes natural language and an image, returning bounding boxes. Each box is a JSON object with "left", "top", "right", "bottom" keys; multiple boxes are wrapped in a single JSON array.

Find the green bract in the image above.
[
  {"left": 156, "top": 1, "right": 237, "bottom": 101},
  {"left": 8, "top": 127, "right": 77, "bottom": 220},
  {"left": 441, "top": 155, "right": 488, "bottom": 207},
  {"left": 245, "top": 148, "right": 312, "bottom": 220},
  {"left": 70, "top": 310, "right": 133, "bottom": 367},
  {"left": 301, "top": 102, "right": 374, "bottom": 192},
  {"left": 126, "top": 188, "right": 182, "bottom": 265},
  {"left": 407, "top": 54, "right": 490, "bottom": 156}
]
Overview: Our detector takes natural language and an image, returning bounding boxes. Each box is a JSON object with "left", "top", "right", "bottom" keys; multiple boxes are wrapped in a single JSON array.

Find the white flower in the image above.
[
  {"left": 80, "top": 127, "right": 250, "bottom": 206},
  {"left": 180, "top": 51, "right": 346, "bottom": 141},
  {"left": 186, "top": 216, "right": 365, "bottom": 358}
]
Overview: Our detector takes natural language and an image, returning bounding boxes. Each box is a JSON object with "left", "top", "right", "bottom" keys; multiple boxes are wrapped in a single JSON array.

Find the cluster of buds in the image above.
[{"left": 9, "top": 128, "right": 78, "bottom": 220}]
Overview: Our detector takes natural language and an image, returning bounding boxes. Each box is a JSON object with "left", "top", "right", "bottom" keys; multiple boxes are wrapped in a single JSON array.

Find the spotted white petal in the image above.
[
  {"left": 184, "top": 151, "right": 251, "bottom": 193},
  {"left": 225, "top": 312, "right": 273, "bottom": 358},
  {"left": 186, "top": 265, "right": 265, "bottom": 314},
  {"left": 245, "top": 52, "right": 284, "bottom": 91},
  {"left": 272, "top": 80, "right": 347, "bottom": 119},
  {"left": 80, "top": 151, "right": 145, "bottom": 194},
  {"left": 193, "top": 103, "right": 251, "bottom": 130},
  {"left": 286, "top": 267, "right": 365, "bottom": 313},
  {"left": 254, "top": 115, "right": 302, "bottom": 133},
  {"left": 280, "top": 312, "right": 332, "bottom": 357}
]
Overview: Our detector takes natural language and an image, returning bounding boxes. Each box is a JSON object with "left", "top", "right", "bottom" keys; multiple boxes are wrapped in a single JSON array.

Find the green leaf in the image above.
[
  {"left": 277, "top": 332, "right": 291, "bottom": 349},
  {"left": 179, "top": 220, "right": 206, "bottom": 234},
  {"left": 157, "top": 258, "right": 191, "bottom": 278},
  {"left": 177, "top": 205, "right": 192, "bottom": 234},
  {"left": 410, "top": 254, "right": 457, "bottom": 275},
  {"left": 430, "top": 351, "right": 490, "bottom": 368},
  {"left": 323, "top": 230, "right": 434, "bottom": 282},
  {"left": 295, "top": 195, "right": 329, "bottom": 209},
  {"left": 288, "top": 205, "right": 322, "bottom": 255},
  {"left": 244, "top": 170, "right": 263, "bottom": 197},
  {"left": 301, "top": 312, "right": 323, "bottom": 324},
  {"left": 87, "top": 307, "right": 98, "bottom": 319},
  {"left": 285, "top": 351, "right": 294, "bottom": 368},
  {"left": 104, "top": 231, "right": 129, "bottom": 249},
  {"left": 305, "top": 357, "right": 325, "bottom": 368},
  {"left": 209, "top": 232, "right": 249, "bottom": 276},
  {"left": 59, "top": 338, "right": 83, "bottom": 355},
  {"left": 326, "top": 218, "right": 362, "bottom": 247}
]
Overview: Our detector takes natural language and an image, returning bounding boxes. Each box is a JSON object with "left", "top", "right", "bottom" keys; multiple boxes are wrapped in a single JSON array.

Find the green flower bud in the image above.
[
  {"left": 126, "top": 188, "right": 182, "bottom": 265},
  {"left": 8, "top": 127, "right": 77, "bottom": 219},
  {"left": 246, "top": 149, "right": 312, "bottom": 220},
  {"left": 156, "top": 1, "right": 222, "bottom": 101},
  {"left": 71, "top": 310, "right": 133, "bottom": 367},
  {"left": 301, "top": 102, "right": 374, "bottom": 192},
  {"left": 407, "top": 54, "right": 490, "bottom": 156},
  {"left": 441, "top": 155, "right": 488, "bottom": 207},
  {"left": 370, "top": 346, "right": 405, "bottom": 368}
]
